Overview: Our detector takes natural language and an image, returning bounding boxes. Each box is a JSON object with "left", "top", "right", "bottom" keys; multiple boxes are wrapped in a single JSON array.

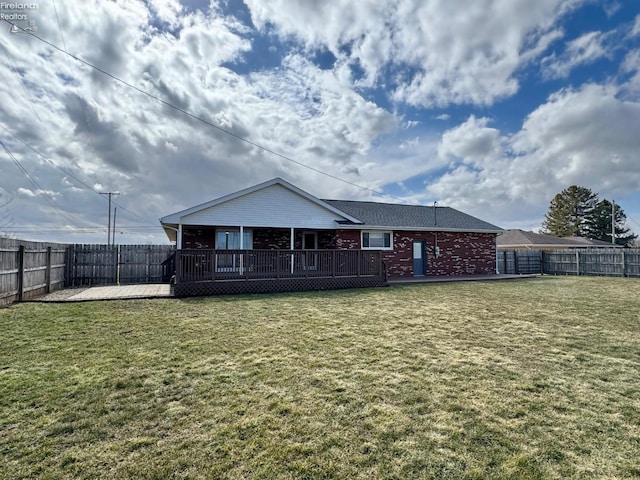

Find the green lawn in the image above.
[{"left": 1, "top": 277, "right": 639, "bottom": 479}]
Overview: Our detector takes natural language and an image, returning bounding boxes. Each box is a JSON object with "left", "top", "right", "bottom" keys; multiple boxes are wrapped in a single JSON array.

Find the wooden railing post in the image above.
[
  {"left": 175, "top": 250, "right": 182, "bottom": 284},
  {"left": 332, "top": 250, "right": 336, "bottom": 278}
]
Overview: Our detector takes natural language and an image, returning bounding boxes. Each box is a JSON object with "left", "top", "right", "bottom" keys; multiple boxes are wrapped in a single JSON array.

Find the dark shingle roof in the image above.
[
  {"left": 497, "top": 229, "right": 622, "bottom": 247},
  {"left": 322, "top": 199, "right": 502, "bottom": 232}
]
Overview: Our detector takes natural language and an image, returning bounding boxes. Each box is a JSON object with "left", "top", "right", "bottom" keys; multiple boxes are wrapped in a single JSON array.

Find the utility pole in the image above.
[
  {"left": 612, "top": 200, "right": 616, "bottom": 245},
  {"left": 112, "top": 207, "right": 117, "bottom": 245},
  {"left": 100, "top": 192, "right": 120, "bottom": 246}
]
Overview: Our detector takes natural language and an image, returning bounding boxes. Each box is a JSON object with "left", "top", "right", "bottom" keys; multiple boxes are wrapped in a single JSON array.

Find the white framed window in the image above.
[
  {"left": 215, "top": 229, "right": 253, "bottom": 249},
  {"left": 361, "top": 231, "right": 392, "bottom": 250}
]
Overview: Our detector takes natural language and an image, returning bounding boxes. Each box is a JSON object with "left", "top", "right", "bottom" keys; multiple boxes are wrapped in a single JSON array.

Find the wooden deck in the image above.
[{"left": 173, "top": 249, "right": 387, "bottom": 296}]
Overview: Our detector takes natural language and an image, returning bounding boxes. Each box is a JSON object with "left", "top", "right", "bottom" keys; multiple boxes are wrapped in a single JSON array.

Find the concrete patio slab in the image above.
[
  {"left": 62, "top": 284, "right": 172, "bottom": 301},
  {"left": 387, "top": 274, "right": 539, "bottom": 285}
]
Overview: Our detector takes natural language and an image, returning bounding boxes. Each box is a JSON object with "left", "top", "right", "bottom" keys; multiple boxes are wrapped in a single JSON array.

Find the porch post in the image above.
[
  {"left": 239, "top": 226, "right": 244, "bottom": 275},
  {"left": 290, "top": 227, "right": 295, "bottom": 274},
  {"left": 177, "top": 224, "right": 183, "bottom": 249}
]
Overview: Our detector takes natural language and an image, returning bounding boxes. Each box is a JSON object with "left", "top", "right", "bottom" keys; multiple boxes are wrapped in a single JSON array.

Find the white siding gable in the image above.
[{"left": 182, "top": 184, "right": 349, "bottom": 228}]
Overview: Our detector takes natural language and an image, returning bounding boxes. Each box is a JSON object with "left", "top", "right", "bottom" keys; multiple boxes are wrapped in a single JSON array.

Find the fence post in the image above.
[
  {"left": 575, "top": 250, "right": 580, "bottom": 276},
  {"left": 45, "top": 246, "right": 52, "bottom": 293},
  {"left": 17, "top": 245, "right": 25, "bottom": 302},
  {"left": 539, "top": 250, "right": 544, "bottom": 274},
  {"left": 621, "top": 250, "right": 626, "bottom": 277}
]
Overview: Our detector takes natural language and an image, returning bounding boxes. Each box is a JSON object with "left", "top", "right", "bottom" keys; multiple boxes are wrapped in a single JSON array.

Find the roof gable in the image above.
[{"left": 160, "top": 178, "right": 361, "bottom": 228}]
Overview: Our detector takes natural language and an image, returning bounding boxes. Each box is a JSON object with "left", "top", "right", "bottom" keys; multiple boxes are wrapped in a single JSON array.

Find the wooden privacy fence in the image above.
[
  {"left": 499, "top": 248, "right": 640, "bottom": 277},
  {"left": 66, "top": 244, "right": 176, "bottom": 286},
  {"left": 0, "top": 238, "right": 66, "bottom": 306},
  {"left": 497, "top": 250, "right": 543, "bottom": 275},
  {"left": 542, "top": 248, "right": 640, "bottom": 277}
]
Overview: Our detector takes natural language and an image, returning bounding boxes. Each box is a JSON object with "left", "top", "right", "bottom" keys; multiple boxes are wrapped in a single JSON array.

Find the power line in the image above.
[
  {"left": 0, "top": 42, "right": 55, "bottom": 141},
  {"left": 1, "top": 19, "right": 416, "bottom": 206},
  {"left": 0, "top": 125, "right": 148, "bottom": 223},
  {"left": 0, "top": 139, "right": 96, "bottom": 228},
  {"left": 51, "top": 0, "right": 102, "bottom": 162}
]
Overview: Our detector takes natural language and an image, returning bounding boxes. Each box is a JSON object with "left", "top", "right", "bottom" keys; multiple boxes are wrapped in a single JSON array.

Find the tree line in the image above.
[{"left": 541, "top": 185, "right": 636, "bottom": 247}]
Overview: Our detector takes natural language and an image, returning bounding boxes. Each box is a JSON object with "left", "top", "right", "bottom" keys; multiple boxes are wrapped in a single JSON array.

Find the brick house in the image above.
[{"left": 160, "top": 178, "right": 503, "bottom": 280}]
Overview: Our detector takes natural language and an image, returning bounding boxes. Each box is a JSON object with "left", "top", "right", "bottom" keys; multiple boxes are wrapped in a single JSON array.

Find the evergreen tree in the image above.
[
  {"left": 586, "top": 199, "right": 637, "bottom": 246},
  {"left": 541, "top": 185, "right": 598, "bottom": 237}
]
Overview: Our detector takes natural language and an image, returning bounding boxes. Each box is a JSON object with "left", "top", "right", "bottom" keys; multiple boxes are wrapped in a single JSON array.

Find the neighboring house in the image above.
[
  {"left": 160, "top": 178, "right": 503, "bottom": 279},
  {"left": 497, "top": 229, "right": 623, "bottom": 250}
]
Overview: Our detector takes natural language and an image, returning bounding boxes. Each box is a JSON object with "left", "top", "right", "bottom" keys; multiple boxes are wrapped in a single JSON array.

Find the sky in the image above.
[{"left": 1, "top": 0, "right": 639, "bottom": 244}]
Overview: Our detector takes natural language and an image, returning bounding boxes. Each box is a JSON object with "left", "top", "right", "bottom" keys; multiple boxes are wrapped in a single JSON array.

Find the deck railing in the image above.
[{"left": 175, "top": 249, "right": 385, "bottom": 283}]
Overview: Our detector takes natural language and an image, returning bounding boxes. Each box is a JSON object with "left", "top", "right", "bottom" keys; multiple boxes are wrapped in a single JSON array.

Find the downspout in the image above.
[{"left": 495, "top": 231, "right": 504, "bottom": 274}]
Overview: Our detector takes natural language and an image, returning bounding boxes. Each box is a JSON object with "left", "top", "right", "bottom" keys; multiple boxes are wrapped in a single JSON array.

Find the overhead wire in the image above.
[
  {"left": 1, "top": 14, "right": 148, "bottom": 228},
  {"left": 2, "top": 13, "right": 148, "bottom": 224},
  {"left": 0, "top": 42, "right": 55, "bottom": 141},
  {"left": 51, "top": 0, "right": 103, "bottom": 167},
  {"left": 0, "top": 139, "right": 99, "bottom": 228},
  {"left": 1, "top": 18, "right": 417, "bottom": 206},
  {"left": 0, "top": 125, "right": 148, "bottom": 223}
]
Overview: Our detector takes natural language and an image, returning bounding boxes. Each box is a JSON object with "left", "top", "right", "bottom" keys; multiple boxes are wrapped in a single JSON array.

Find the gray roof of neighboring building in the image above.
[
  {"left": 497, "top": 229, "right": 622, "bottom": 247},
  {"left": 322, "top": 199, "right": 503, "bottom": 232}
]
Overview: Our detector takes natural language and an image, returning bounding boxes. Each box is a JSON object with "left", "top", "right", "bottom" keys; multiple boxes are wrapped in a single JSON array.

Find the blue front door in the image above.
[{"left": 413, "top": 241, "right": 426, "bottom": 276}]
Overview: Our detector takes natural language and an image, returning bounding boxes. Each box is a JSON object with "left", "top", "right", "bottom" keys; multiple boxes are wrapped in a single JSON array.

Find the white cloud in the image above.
[
  {"left": 426, "top": 83, "right": 640, "bottom": 227},
  {"left": 631, "top": 15, "right": 640, "bottom": 36},
  {"left": 244, "top": 0, "right": 577, "bottom": 107},
  {"left": 437, "top": 116, "right": 502, "bottom": 167},
  {"left": 1, "top": 0, "right": 638, "bottom": 242},
  {"left": 0, "top": 0, "right": 407, "bottom": 241},
  {"left": 17, "top": 188, "right": 60, "bottom": 198},
  {"left": 542, "top": 31, "right": 609, "bottom": 78}
]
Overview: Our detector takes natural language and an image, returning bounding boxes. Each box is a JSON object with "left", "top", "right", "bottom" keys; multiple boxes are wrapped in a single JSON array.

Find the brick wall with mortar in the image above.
[
  {"left": 385, "top": 231, "right": 496, "bottom": 277},
  {"left": 182, "top": 227, "right": 216, "bottom": 248},
  {"left": 182, "top": 227, "right": 495, "bottom": 277},
  {"left": 335, "top": 230, "right": 496, "bottom": 277},
  {"left": 182, "top": 227, "right": 338, "bottom": 250}
]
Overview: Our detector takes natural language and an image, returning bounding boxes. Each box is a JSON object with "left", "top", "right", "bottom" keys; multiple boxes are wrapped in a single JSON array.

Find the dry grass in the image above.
[{"left": 1, "top": 276, "right": 639, "bottom": 479}]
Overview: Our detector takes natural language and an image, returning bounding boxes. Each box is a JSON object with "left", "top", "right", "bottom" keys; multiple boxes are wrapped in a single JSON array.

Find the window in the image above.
[
  {"left": 215, "top": 229, "right": 253, "bottom": 249},
  {"left": 361, "top": 231, "right": 392, "bottom": 250}
]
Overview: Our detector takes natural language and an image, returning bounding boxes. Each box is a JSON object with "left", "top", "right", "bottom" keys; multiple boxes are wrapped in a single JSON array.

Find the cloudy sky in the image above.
[{"left": 1, "top": 0, "right": 639, "bottom": 244}]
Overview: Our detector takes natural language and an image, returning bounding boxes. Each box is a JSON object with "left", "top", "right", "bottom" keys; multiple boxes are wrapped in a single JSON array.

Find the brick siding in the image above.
[
  {"left": 384, "top": 231, "right": 496, "bottom": 277},
  {"left": 182, "top": 227, "right": 496, "bottom": 277}
]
